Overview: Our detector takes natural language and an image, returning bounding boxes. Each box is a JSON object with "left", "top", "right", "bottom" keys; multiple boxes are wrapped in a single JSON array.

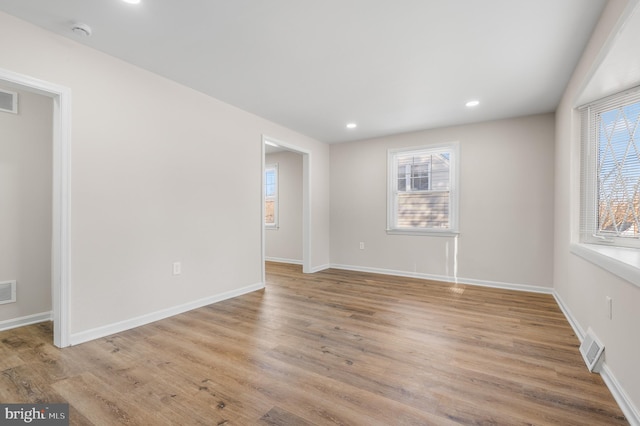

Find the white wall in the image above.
[
  {"left": 0, "top": 11, "right": 330, "bottom": 339},
  {"left": 0, "top": 88, "right": 52, "bottom": 323},
  {"left": 330, "top": 113, "right": 555, "bottom": 289},
  {"left": 554, "top": 0, "right": 640, "bottom": 418},
  {"left": 265, "top": 151, "right": 303, "bottom": 264}
]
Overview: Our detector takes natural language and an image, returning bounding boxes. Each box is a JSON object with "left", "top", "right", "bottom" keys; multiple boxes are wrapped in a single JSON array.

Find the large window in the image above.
[
  {"left": 265, "top": 164, "right": 278, "bottom": 228},
  {"left": 581, "top": 88, "right": 640, "bottom": 248},
  {"left": 387, "top": 143, "right": 459, "bottom": 234}
]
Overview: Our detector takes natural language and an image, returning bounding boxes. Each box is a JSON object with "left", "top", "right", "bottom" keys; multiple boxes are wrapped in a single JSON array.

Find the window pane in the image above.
[
  {"left": 265, "top": 165, "right": 278, "bottom": 227},
  {"left": 411, "top": 162, "right": 430, "bottom": 191},
  {"left": 396, "top": 192, "right": 449, "bottom": 228},
  {"left": 396, "top": 155, "right": 434, "bottom": 192},
  {"left": 397, "top": 177, "right": 407, "bottom": 191},
  {"left": 596, "top": 100, "right": 640, "bottom": 237},
  {"left": 265, "top": 170, "right": 276, "bottom": 197},
  {"left": 265, "top": 184, "right": 275, "bottom": 197},
  {"left": 265, "top": 200, "right": 275, "bottom": 224},
  {"left": 397, "top": 164, "right": 407, "bottom": 191},
  {"left": 430, "top": 154, "right": 450, "bottom": 190}
]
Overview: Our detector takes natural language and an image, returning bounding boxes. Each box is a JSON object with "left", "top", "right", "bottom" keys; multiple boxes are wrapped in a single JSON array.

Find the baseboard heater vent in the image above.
[
  {"left": 0, "top": 280, "right": 17, "bottom": 304},
  {"left": 580, "top": 328, "right": 605, "bottom": 373},
  {"left": 0, "top": 89, "right": 18, "bottom": 114}
]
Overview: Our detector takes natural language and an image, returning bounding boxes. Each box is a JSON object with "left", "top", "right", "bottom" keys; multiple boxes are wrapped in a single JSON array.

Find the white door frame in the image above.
[
  {"left": 0, "top": 68, "right": 71, "bottom": 348},
  {"left": 261, "top": 135, "right": 311, "bottom": 283}
]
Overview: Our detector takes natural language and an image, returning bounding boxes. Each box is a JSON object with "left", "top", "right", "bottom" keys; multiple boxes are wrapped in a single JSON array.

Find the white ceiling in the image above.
[
  {"left": 578, "top": 3, "right": 640, "bottom": 106},
  {"left": 0, "top": 0, "right": 607, "bottom": 144}
]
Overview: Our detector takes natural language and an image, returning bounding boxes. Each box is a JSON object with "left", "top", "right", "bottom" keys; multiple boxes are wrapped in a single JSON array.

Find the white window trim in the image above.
[
  {"left": 386, "top": 142, "right": 460, "bottom": 236},
  {"left": 265, "top": 163, "right": 278, "bottom": 229},
  {"left": 571, "top": 243, "right": 640, "bottom": 289}
]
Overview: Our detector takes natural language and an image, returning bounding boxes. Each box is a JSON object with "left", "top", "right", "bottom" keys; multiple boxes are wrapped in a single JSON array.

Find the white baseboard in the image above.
[
  {"left": 309, "top": 263, "right": 331, "bottom": 273},
  {"left": 70, "top": 282, "right": 265, "bottom": 346},
  {"left": 329, "top": 263, "right": 554, "bottom": 294},
  {"left": 552, "top": 291, "right": 585, "bottom": 339},
  {"left": 601, "top": 364, "right": 640, "bottom": 426},
  {"left": 265, "top": 257, "right": 303, "bottom": 265},
  {"left": 263, "top": 258, "right": 328, "bottom": 273},
  {"left": 553, "top": 291, "right": 639, "bottom": 426},
  {"left": 0, "top": 311, "right": 52, "bottom": 331}
]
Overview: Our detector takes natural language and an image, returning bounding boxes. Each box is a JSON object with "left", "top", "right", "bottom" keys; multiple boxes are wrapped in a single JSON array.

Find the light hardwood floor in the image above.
[{"left": 0, "top": 262, "right": 628, "bottom": 425}]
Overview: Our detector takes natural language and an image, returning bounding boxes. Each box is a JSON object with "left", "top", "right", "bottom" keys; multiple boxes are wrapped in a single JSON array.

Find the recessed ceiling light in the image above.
[
  {"left": 346, "top": 123, "right": 357, "bottom": 129},
  {"left": 122, "top": 0, "right": 141, "bottom": 4},
  {"left": 465, "top": 100, "right": 480, "bottom": 107}
]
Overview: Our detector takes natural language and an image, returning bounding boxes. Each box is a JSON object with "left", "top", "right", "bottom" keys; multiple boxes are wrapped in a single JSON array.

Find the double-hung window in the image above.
[
  {"left": 387, "top": 143, "right": 459, "bottom": 234},
  {"left": 265, "top": 164, "right": 278, "bottom": 228},
  {"left": 581, "top": 88, "right": 640, "bottom": 248}
]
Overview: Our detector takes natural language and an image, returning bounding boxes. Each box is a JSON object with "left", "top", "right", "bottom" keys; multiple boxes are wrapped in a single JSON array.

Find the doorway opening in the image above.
[
  {"left": 261, "top": 136, "right": 311, "bottom": 283},
  {"left": 0, "top": 68, "right": 71, "bottom": 348}
]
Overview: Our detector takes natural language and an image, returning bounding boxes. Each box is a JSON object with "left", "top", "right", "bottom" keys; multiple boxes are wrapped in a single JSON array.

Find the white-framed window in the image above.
[
  {"left": 387, "top": 142, "right": 459, "bottom": 235},
  {"left": 580, "top": 87, "right": 640, "bottom": 248},
  {"left": 265, "top": 164, "right": 278, "bottom": 228}
]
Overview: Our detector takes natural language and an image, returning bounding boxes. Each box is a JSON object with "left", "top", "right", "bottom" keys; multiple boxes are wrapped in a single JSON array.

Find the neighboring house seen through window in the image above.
[
  {"left": 265, "top": 164, "right": 278, "bottom": 228},
  {"left": 387, "top": 143, "right": 459, "bottom": 234},
  {"left": 581, "top": 88, "right": 640, "bottom": 248}
]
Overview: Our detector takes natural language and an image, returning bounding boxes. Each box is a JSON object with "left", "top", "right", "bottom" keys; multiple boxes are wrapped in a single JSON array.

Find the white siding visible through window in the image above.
[
  {"left": 265, "top": 164, "right": 278, "bottom": 228},
  {"left": 387, "top": 143, "right": 459, "bottom": 234}
]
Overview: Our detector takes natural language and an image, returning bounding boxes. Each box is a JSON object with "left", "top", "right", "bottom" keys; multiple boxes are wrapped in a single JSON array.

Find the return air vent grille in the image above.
[
  {"left": 0, "top": 280, "right": 16, "bottom": 304},
  {"left": 579, "top": 328, "right": 605, "bottom": 373},
  {"left": 0, "top": 89, "right": 18, "bottom": 114}
]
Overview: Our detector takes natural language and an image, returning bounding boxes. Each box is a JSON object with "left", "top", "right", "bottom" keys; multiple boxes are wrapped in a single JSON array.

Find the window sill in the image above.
[
  {"left": 386, "top": 228, "right": 459, "bottom": 237},
  {"left": 570, "top": 243, "right": 640, "bottom": 289}
]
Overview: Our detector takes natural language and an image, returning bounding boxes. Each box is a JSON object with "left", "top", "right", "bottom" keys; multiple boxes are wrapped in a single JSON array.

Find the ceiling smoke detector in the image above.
[{"left": 71, "top": 23, "right": 92, "bottom": 37}]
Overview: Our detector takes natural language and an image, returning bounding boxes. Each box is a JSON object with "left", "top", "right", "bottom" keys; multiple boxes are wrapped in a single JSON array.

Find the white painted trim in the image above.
[
  {"left": 552, "top": 291, "right": 585, "bottom": 340},
  {"left": 0, "top": 68, "right": 72, "bottom": 348},
  {"left": 309, "top": 263, "right": 331, "bottom": 273},
  {"left": 0, "top": 312, "right": 52, "bottom": 332},
  {"left": 70, "top": 282, "right": 264, "bottom": 346},
  {"left": 330, "top": 263, "right": 553, "bottom": 294},
  {"left": 385, "top": 229, "right": 460, "bottom": 237},
  {"left": 261, "top": 139, "right": 267, "bottom": 285},
  {"left": 265, "top": 257, "right": 303, "bottom": 265},
  {"left": 571, "top": 243, "right": 640, "bottom": 289},
  {"left": 601, "top": 364, "right": 640, "bottom": 426},
  {"left": 302, "top": 152, "right": 311, "bottom": 273}
]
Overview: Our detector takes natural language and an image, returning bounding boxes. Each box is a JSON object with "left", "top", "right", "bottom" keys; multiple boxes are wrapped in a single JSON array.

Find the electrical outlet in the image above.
[
  {"left": 606, "top": 296, "right": 612, "bottom": 320},
  {"left": 359, "top": 242, "right": 365, "bottom": 250},
  {"left": 173, "top": 262, "right": 181, "bottom": 275}
]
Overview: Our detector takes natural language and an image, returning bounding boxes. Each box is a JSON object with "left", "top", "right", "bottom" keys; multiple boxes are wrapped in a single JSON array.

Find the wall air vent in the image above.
[
  {"left": 0, "top": 89, "right": 18, "bottom": 114},
  {"left": 579, "top": 328, "right": 605, "bottom": 373},
  {"left": 0, "top": 280, "right": 16, "bottom": 304}
]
